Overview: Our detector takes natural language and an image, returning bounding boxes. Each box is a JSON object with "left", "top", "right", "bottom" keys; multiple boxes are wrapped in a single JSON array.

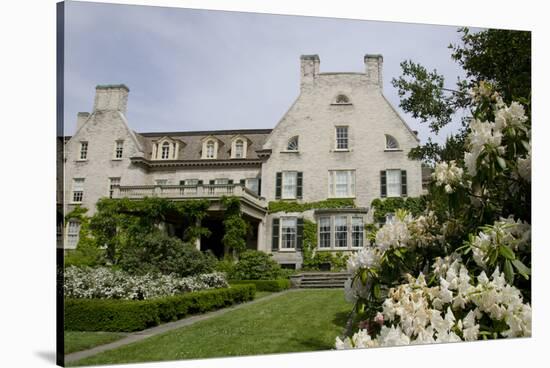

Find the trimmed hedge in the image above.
[
  {"left": 65, "top": 285, "right": 255, "bottom": 332},
  {"left": 229, "top": 279, "right": 291, "bottom": 292}
]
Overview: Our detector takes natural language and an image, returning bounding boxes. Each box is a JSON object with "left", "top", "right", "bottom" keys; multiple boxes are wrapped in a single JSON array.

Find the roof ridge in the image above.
[{"left": 137, "top": 128, "right": 273, "bottom": 137}]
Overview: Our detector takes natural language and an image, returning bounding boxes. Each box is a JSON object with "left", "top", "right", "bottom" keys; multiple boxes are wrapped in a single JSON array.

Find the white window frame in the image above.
[
  {"left": 385, "top": 134, "right": 400, "bottom": 150},
  {"left": 318, "top": 216, "right": 332, "bottom": 248},
  {"left": 282, "top": 171, "right": 298, "bottom": 199},
  {"left": 335, "top": 126, "right": 349, "bottom": 150},
  {"left": 114, "top": 140, "right": 124, "bottom": 159},
  {"left": 161, "top": 142, "right": 171, "bottom": 160},
  {"left": 245, "top": 178, "right": 260, "bottom": 194},
  {"left": 316, "top": 214, "right": 366, "bottom": 250},
  {"left": 286, "top": 136, "right": 299, "bottom": 151},
  {"left": 79, "top": 141, "right": 88, "bottom": 161},
  {"left": 334, "top": 216, "right": 348, "bottom": 248},
  {"left": 230, "top": 137, "right": 247, "bottom": 159},
  {"left": 351, "top": 216, "right": 364, "bottom": 248},
  {"left": 72, "top": 178, "right": 84, "bottom": 203},
  {"left": 279, "top": 217, "right": 297, "bottom": 251},
  {"left": 109, "top": 177, "right": 120, "bottom": 198},
  {"left": 155, "top": 179, "right": 168, "bottom": 186},
  {"left": 386, "top": 169, "right": 402, "bottom": 197},
  {"left": 182, "top": 178, "right": 199, "bottom": 194},
  {"left": 328, "top": 170, "right": 355, "bottom": 198},
  {"left": 65, "top": 220, "right": 81, "bottom": 249}
]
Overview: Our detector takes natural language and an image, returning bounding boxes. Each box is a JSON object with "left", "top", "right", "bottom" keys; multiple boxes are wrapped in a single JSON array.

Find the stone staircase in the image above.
[{"left": 290, "top": 272, "right": 351, "bottom": 289}]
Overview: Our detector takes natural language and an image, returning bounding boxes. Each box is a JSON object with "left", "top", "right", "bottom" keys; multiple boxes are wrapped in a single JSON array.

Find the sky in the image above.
[{"left": 63, "top": 1, "right": 476, "bottom": 144}]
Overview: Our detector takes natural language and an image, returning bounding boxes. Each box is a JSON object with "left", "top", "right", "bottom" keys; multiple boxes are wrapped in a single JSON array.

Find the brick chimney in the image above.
[
  {"left": 300, "top": 54, "right": 320, "bottom": 89},
  {"left": 364, "top": 54, "right": 383, "bottom": 88},
  {"left": 93, "top": 84, "right": 130, "bottom": 115}
]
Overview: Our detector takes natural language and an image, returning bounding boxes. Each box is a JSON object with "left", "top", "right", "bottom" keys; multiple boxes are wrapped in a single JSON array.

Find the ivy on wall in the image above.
[
  {"left": 267, "top": 198, "right": 355, "bottom": 214},
  {"left": 300, "top": 218, "right": 350, "bottom": 271},
  {"left": 221, "top": 196, "right": 249, "bottom": 259},
  {"left": 370, "top": 197, "right": 426, "bottom": 223}
]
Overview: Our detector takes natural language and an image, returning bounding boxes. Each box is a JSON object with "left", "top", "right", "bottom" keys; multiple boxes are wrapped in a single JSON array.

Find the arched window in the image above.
[
  {"left": 234, "top": 140, "right": 244, "bottom": 158},
  {"left": 335, "top": 94, "right": 350, "bottom": 104},
  {"left": 161, "top": 142, "right": 171, "bottom": 159},
  {"left": 206, "top": 140, "right": 215, "bottom": 159},
  {"left": 385, "top": 134, "right": 399, "bottom": 150},
  {"left": 287, "top": 136, "right": 299, "bottom": 151}
]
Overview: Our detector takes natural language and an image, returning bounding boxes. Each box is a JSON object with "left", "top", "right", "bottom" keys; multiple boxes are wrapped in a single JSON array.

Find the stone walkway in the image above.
[{"left": 65, "top": 290, "right": 297, "bottom": 364}]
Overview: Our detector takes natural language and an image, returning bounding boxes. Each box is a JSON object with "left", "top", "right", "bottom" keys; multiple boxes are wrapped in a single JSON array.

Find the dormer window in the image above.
[
  {"left": 206, "top": 140, "right": 215, "bottom": 158},
  {"left": 152, "top": 137, "right": 182, "bottom": 160},
  {"left": 230, "top": 135, "right": 248, "bottom": 159},
  {"left": 234, "top": 140, "right": 244, "bottom": 158},
  {"left": 287, "top": 136, "right": 299, "bottom": 151},
  {"left": 161, "top": 142, "right": 170, "bottom": 159},
  {"left": 335, "top": 94, "right": 350, "bottom": 104},
  {"left": 385, "top": 134, "right": 400, "bottom": 150}
]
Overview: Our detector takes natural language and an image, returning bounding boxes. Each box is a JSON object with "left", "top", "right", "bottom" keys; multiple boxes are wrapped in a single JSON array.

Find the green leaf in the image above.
[
  {"left": 504, "top": 259, "right": 514, "bottom": 284},
  {"left": 498, "top": 245, "right": 516, "bottom": 260},
  {"left": 360, "top": 269, "right": 368, "bottom": 285},
  {"left": 373, "top": 283, "right": 381, "bottom": 299},
  {"left": 511, "top": 259, "right": 531, "bottom": 279},
  {"left": 496, "top": 156, "right": 507, "bottom": 170}
]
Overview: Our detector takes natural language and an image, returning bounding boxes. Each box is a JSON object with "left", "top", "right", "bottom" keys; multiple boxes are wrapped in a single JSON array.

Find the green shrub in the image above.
[
  {"left": 215, "top": 259, "right": 236, "bottom": 278},
  {"left": 119, "top": 232, "right": 218, "bottom": 277},
  {"left": 65, "top": 285, "right": 255, "bottom": 332},
  {"left": 303, "top": 252, "right": 349, "bottom": 271},
  {"left": 229, "top": 279, "right": 291, "bottom": 292},
  {"left": 231, "top": 250, "right": 284, "bottom": 280}
]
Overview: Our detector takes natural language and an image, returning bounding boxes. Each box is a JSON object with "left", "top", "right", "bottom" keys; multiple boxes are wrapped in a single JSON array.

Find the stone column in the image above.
[{"left": 256, "top": 220, "right": 265, "bottom": 252}]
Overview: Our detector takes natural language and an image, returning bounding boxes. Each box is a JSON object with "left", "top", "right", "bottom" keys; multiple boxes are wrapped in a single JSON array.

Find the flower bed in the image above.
[
  {"left": 65, "top": 284, "right": 256, "bottom": 332},
  {"left": 64, "top": 266, "right": 228, "bottom": 300},
  {"left": 229, "top": 279, "right": 291, "bottom": 292}
]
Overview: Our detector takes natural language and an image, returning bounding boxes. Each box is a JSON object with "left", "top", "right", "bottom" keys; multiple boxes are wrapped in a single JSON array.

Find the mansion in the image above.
[{"left": 61, "top": 54, "right": 423, "bottom": 269}]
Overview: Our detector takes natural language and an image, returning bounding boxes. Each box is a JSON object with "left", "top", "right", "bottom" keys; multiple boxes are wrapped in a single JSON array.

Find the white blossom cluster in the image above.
[
  {"left": 375, "top": 215, "right": 411, "bottom": 252},
  {"left": 464, "top": 86, "right": 530, "bottom": 178},
  {"left": 432, "top": 161, "right": 464, "bottom": 193},
  {"left": 64, "top": 266, "right": 228, "bottom": 300},
  {"left": 470, "top": 217, "right": 531, "bottom": 268},
  {"left": 335, "top": 260, "right": 531, "bottom": 350},
  {"left": 344, "top": 247, "right": 381, "bottom": 303}
]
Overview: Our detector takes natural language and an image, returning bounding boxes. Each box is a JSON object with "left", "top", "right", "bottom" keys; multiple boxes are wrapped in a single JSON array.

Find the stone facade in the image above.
[{"left": 61, "top": 54, "right": 422, "bottom": 268}]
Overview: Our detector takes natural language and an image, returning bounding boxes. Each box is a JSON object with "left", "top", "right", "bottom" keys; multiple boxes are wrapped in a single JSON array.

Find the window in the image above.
[
  {"left": 245, "top": 178, "right": 260, "bottom": 194},
  {"left": 114, "top": 140, "right": 124, "bottom": 159},
  {"left": 329, "top": 170, "right": 355, "bottom": 198},
  {"left": 280, "top": 218, "right": 297, "bottom": 249},
  {"left": 109, "top": 177, "right": 120, "bottom": 198},
  {"left": 72, "top": 178, "right": 84, "bottom": 203},
  {"left": 155, "top": 179, "right": 168, "bottom": 186},
  {"left": 66, "top": 221, "right": 80, "bottom": 248},
  {"left": 352, "top": 217, "right": 364, "bottom": 248},
  {"left": 334, "top": 216, "right": 348, "bottom": 248},
  {"left": 319, "top": 217, "right": 331, "bottom": 248},
  {"left": 385, "top": 134, "right": 399, "bottom": 150},
  {"left": 161, "top": 142, "right": 170, "bottom": 159},
  {"left": 184, "top": 179, "right": 199, "bottom": 186},
  {"left": 282, "top": 171, "right": 297, "bottom": 199},
  {"left": 335, "top": 94, "right": 350, "bottom": 104},
  {"left": 214, "top": 178, "right": 230, "bottom": 185},
  {"left": 234, "top": 140, "right": 244, "bottom": 158},
  {"left": 79, "top": 142, "right": 88, "bottom": 160},
  {"left": 287, "top": 136, "right": 299, "bottom": 151},
  {"left": 206, "top": 140, "right": 215, "bottom": 159},
  {"left": 335, "top": 126, "right": 349, "bottom": 150},
  {"left": 386, "top": 169, "right": 402, "bottom": 197}
]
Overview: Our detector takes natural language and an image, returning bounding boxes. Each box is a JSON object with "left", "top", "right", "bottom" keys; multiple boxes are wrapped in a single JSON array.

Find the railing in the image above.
[{"left": 111, "top": 183, "right": 265, "bottom": 207}]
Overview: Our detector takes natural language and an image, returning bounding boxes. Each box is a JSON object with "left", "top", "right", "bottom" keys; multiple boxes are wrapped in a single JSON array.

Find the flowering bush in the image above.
[
  {"left": 336, "top": 82, "right": 531, "bottom": 350},
  {"left": 64, "top": 266, "right": 228, "bottom": 300}
]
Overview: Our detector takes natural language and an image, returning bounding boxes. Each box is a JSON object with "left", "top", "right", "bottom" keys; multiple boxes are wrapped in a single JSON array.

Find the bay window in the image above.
[
  {"left": 281, "top": 218, "right": 297, "bottom": 249},
  {"left": 319, "top": 217, "right": 331, "bottom": 248},
  {"left": 334, "top": 216, "right": 348, "bottom": 248}
]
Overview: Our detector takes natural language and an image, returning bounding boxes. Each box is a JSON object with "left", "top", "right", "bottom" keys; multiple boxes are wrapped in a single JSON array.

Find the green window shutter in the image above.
[
  {"left": 198, "top": 180, "right": 203, "bottom": 185},
  {"left": 401, "top": 170, "right": 407, "bottom": 197},
  {"left": 272, "top": 218, "right": 280, "bottom": 252},
  {"left": 380, "top": 171, "right": 387, "bottom": 198},
  {"left": 296, "top": 218, "right": 304, "bottom": 250},
  {"left": 296, "top": 172, "right": 303, "bottom": 199},
  {"left": 209, "top": 180, "right": 215, "bottom": 185},
  {"left": 258, "top": 179, "right": 262, "bottom": 196},
  {"left": 275, "top": 172, "right": 282, "bottom": 199},
  {"left": 240, "top": 179, "right": 246, "bottom": 186},
  {"left": 228, "top": 179, "right": 233, "bottom": 185},
  {"left": 179, "top": 180, "right": 185, "bottom": 185}
]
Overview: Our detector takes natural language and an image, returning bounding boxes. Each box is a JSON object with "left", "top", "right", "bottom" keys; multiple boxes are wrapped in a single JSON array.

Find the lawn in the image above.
[
  {"left": 64, "top": 331, "right": 126, "bottom": 354},
  {"left": 69, "top": 289, "right": 350, "bottom": 366}
]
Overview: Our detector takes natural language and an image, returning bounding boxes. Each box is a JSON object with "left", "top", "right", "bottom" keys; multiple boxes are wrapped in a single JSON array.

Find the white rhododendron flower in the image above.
[
  {"left": 494, "top": 101, "right": 528, "bottom": 131},
  {"left": 432, "top": 160, "right": 464, "bottom": 192},
  {"left": 375, "top": 218, "right": 410, "bottom": 251},
  {"left": 517, "top": 143, "right": 531, "bottom": 182},
  {"left": 335, "top": 260, "right": 530, "bottom": 350},
  {"left": 346, "top": 247, "right": 381, "bottom": 275}
]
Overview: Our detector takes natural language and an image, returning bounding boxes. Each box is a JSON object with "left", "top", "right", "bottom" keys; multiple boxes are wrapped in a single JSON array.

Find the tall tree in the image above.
[{"left": 392, "top": 28, "right": 531, "bottom": 165}]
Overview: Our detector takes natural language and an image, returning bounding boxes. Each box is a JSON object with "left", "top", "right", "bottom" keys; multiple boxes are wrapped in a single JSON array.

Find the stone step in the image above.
[{"left": 300, "top": 284, "right": 345, "bottom": 288}]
